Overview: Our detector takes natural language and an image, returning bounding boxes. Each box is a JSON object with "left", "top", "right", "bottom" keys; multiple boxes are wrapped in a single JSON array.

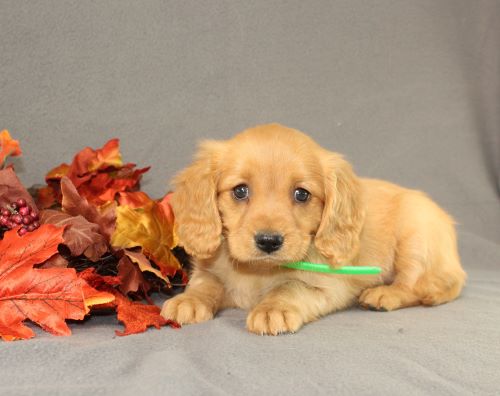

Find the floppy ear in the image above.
[
  {"left": 170, "top": 140, "right": 225, "bottom": 259},
  {"left": 314, "top": 152, "right": 364, "bottom": 265}
]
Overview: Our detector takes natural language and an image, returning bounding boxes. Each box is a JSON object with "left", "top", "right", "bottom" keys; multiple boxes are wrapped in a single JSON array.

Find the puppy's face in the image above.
[
  {"left": 172, "top": 124, "right": 363, "bottom": 267},
  {"left": 215, "top": 128, "right": 324, "bottom": 264}
]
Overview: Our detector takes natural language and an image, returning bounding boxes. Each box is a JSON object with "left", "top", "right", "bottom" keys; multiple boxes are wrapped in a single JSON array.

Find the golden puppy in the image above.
[{"left": 161, "top": 124, "right": 466, "bottom": 335}]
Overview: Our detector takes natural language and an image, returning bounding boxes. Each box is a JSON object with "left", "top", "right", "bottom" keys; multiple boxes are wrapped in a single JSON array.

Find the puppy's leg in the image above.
[
  {"left": 247, "top": 280, "right": 357, "bottom": 335},
  {"left": 359, "top": 220, "right": 465, "bottom": 311},
  {"left": 161, "top": 270, "right": 224, "bottom": 324}
]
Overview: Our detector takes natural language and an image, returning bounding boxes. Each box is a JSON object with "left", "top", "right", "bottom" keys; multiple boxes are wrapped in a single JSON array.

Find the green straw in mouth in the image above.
[{"left": 281, "top": 261, "right": 381, "bottom": 275}]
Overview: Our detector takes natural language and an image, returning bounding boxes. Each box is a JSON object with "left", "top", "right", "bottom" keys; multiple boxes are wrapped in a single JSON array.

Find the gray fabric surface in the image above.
[{"left": 1, "top": 1, "right": 499, "bottom": 395}]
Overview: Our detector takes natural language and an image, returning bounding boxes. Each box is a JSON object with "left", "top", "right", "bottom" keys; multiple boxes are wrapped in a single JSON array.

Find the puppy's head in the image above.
[{"left": 171, "top": 124, "right": 364, "bottom": 266}]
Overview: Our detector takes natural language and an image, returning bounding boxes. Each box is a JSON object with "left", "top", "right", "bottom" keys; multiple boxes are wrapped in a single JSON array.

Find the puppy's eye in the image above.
[
  {"left": 294, "top": 188, "right": 310, "bottom": 203},
  {"left": 233, "top": 184, "right": 249, "bottom": 200}
]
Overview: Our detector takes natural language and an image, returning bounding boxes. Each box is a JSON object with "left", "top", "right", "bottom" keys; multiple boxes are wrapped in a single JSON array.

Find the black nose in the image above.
[{"left": 254, "top": 232, "right": 284, "bottom": 254}]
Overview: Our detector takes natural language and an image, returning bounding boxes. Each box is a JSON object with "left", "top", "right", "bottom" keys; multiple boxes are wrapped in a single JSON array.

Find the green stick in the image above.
[{"left": 282, "top": 261, "right": 381, "bottom": 275}]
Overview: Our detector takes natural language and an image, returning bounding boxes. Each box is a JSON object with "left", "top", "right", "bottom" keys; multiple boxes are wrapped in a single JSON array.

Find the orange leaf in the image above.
[
  {"left": 88, "top": 138, "right": 123, "bottom": 172},
  {"left": 45, "top": 163, "right": 70, "bottom": 181},
  {"left": 0, "top": 225, "right": 114, "bottom": 341},
  {"left": 118, "top": 191, "right": 152, "bottom": 209},
  {"left": 34, "top": 186, "right": 57, "bottom": 210},
  {"left": 0, "top": 130, "right": 22, "bottom": 166},
  {"left": 79, "top": 268, "right": 178, "bottom": 335}
]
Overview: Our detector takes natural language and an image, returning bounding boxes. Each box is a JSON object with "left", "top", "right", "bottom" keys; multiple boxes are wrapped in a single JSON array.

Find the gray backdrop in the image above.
[{"left": 1, "top": 1, "right": 499, "bottom": 395}]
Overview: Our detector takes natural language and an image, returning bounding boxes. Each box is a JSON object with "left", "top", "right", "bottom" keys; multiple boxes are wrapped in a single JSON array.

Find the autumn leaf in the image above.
[
  {"left": 43, "top": 139, "right": 149, "bottom": 206},
  {"left": 118, "top": 191, "right": 152, "bottom": 209},
  {"left": 78, "top": 165, "right": 150, "bottom": 205},
  {"left": 33, "top": 185, "right": 58, "bottom": 210},
  {"left": 60, "top": 177, "right": 116, "bottom": 240},
  {"left": 0, "top": 225, "right": 114, "bottom": 341},
  {"left": 0, "top": 168, "right": 37, "bottom": 210},
  {"left": 0, "top": 130, "right": 22, "bottom": 167},
  {"left": 111, "top": 200, "right": 181, "bottom": 278},
  {"left": 40, "top": 209, "right": 108, "bottom": 261},
  {"left": 79, "top": 268, "right": 178, "bottom": 336},
  {"left": 117, "top": 255, "right": 149, "bottom": 295},
  {"left": 124, "top": 249, "right": 170, "bottom": 285},
  {"left": 114, "top": 293, "right": 178, "bottom": 336}
]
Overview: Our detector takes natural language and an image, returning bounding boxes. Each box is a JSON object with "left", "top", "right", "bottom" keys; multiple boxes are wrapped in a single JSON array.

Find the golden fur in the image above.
[{"left": 161, "top": 124, "right": 466, "bottom": 335}]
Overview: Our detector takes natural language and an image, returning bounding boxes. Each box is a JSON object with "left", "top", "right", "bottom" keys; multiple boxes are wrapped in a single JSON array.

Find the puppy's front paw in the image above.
[
  {"left": 246, "top": 304, "right": 303, "bottom": 335},
  {"left": 161, "top": 294, "right": 214, "bottom": 324}
]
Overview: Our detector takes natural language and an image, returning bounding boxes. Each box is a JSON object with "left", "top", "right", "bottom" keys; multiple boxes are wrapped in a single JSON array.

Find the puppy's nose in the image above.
[{"left": 254, "top": 232, "right": 284, "bottom": 254}]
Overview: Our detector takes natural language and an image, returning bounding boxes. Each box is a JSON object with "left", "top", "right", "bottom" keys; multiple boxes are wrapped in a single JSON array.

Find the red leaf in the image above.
[
  {"left": 40, "top": 210, "right": 108, "bottom": 261},
  {"left": 0, "top": 225, "right": 114, "bottom": 341}
]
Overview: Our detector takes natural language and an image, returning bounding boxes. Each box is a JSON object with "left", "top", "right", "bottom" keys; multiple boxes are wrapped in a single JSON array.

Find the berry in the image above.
[
  {"left": 0, "top": 199, "right": 40, "bottom": 236},
  {"left": 19, "top": 206, "right": 30, "bottom": 216},
  {"left": 12, "top": 214, "right": 23, "bottom": 224}
]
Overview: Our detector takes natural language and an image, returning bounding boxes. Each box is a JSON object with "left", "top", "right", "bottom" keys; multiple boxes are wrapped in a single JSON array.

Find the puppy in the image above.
[{"left": 161, "top": 124, "right": 466, "bottom": 335}]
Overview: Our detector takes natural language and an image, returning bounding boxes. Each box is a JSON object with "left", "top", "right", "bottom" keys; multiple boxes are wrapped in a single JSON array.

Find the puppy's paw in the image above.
[
  {"left": 359, "top": 285, "right": 417, "bottom": 312},
  {"left": 161, "top": 294, "right": 214, "bottom": 324},
  {"left": 246, "top": 304, "right": 303, "bottom": 335}
]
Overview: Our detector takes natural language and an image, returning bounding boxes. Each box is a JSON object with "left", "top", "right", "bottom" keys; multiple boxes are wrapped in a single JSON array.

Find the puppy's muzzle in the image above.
[{"left": 254, "top": 232, "right": 284, "bottom": 254}]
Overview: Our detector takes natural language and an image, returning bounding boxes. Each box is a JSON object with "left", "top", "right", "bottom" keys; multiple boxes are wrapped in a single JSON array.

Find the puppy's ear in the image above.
[
  {"left": 170, "top": 140, "right": 225, "bottom": 259},
  {"left": 314, "top": 152, "right": 364, "bottom": 265}
]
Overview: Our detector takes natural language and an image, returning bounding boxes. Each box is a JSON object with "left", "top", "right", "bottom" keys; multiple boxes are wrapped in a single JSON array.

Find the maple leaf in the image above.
[
  {"left": 0, "top": 130, "right": 22, "bottom": 167},
  {"left": 43, "top": 140, "right": 150, "bottom": 207},
  {"left": 40, "top": 210, "right": 108, "bottom": 261},
  {"left": 79, "top": 268, "right": 178, "bottom": 336},
  {"left": 0, "top": 225, "right": 114, "bottom": 341},
  {"left": 111, "top": 199, "right": 181, "bottom": 278},
  {"left": 60, "top": 177, "right": 116, "bottom": 240},
  {"left": 0, "top": 168, "right": 37, "bottom": 209}
]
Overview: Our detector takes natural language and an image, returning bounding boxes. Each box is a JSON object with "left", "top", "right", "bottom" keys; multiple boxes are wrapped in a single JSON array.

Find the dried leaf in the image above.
[
  {"left": 111, "top": 201, "right": 181, "bottom": 278},
  {"left": 124, "top": 249, "right": 169, "bottom": 285},
  {"left": 40, "top": 254, "right": 69, "bottom": 269},
  {"left": 40, "top": 210, "right": 108, "bottom": 261},
  {"left": 79, "top": 268, "right": 178, "bottom": 336},
  {"left": 117, "top": 255, "right": 146, "bottom": 295},
  {"left": 0, "top": 130, "right": 22, "bottom": 167},
  {"left": 60, "top": 177, "right": 116, "bottom": 240},
  {"left": 0, "top": 168, "right": 37, "bottom": 209},
  {"left": 0, "top": 225, "right": 114, "bottom": 341}
]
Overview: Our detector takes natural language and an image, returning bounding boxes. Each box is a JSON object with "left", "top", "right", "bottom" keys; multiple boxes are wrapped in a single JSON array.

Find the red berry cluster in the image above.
[{"left": 0, "top": 199, "right": 40, "bottom": 236}]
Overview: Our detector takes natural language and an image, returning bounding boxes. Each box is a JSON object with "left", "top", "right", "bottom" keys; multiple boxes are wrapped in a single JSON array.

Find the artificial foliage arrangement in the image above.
[{"left": 0, "top": 130, "right": 185, "bottom": 341}]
